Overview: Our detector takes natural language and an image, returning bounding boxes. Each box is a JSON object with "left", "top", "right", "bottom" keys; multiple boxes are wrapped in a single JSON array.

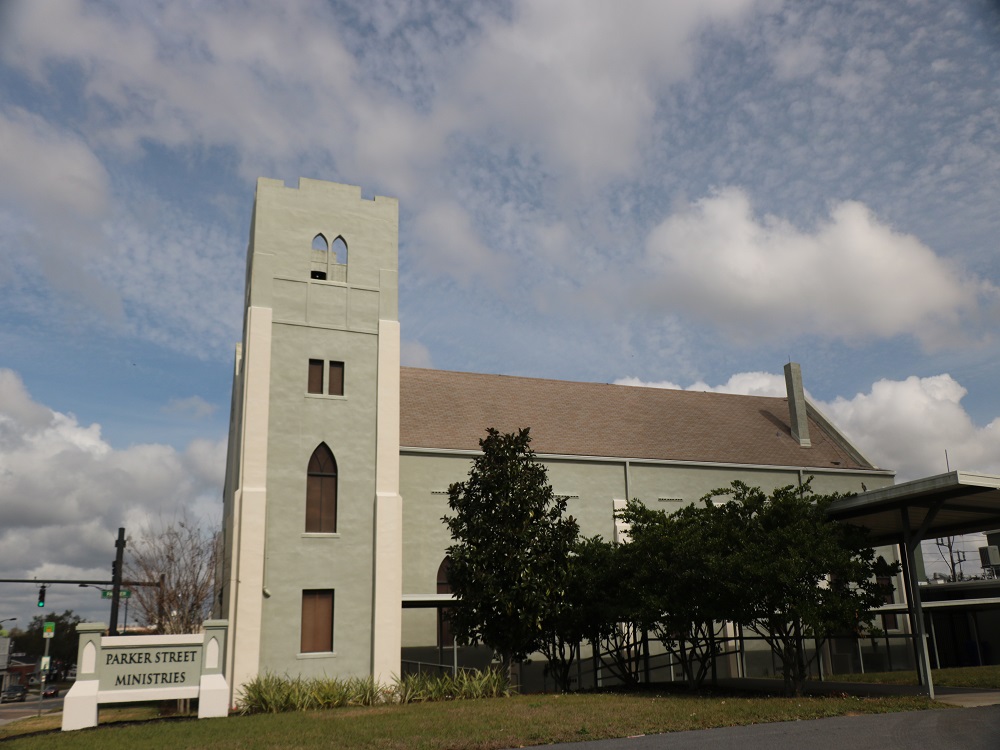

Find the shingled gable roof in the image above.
[{"left": 399, "top": 367, "right": 878, "bottom": 471}]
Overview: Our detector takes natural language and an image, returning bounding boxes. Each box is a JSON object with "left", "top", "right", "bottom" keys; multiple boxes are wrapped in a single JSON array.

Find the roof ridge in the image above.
[{"left": 399, "top": 366, "right": 787, "bottom": 402}]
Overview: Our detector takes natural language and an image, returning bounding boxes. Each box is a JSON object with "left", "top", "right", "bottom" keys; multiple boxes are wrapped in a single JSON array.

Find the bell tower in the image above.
[{"left": 219, "top": 178, "right": 402, "bottom": 700}]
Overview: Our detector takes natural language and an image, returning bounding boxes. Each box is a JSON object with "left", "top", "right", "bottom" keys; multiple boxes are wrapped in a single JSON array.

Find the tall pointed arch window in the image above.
[{"left": 306, "top": 444, "right": 338, "bottom": 533}]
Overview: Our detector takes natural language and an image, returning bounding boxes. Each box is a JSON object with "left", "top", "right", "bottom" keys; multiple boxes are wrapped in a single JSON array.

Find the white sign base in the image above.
[{"left": 62, "top": 620, "right": 229, "bottom": 731}]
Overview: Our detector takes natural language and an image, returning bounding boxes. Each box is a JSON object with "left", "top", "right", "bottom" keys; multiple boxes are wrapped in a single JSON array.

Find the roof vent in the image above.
[{"left": 784, "top": 362, "right": 811, "bottom": 447}]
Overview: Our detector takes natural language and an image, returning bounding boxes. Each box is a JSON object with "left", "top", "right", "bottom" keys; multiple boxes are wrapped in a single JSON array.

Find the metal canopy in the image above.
[
  {"left": 826, "top": 470, "right": 1000, "bottom": 701},
  {"left": 401, "top": 593, "right": 455, "bottom": 609},
  {"left": 826, "top": 471, "right": 1000, "bottom": 544}
]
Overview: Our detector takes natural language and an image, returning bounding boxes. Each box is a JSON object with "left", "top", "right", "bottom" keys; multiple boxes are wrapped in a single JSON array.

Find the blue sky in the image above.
[{"left": 1, "top": 0, "right": 999, "bottom": 624}]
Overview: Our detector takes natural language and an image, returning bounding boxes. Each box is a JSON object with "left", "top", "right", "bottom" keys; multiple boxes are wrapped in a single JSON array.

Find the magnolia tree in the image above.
[{"left": 443, "top": 427, "right": 579, "bottom": 683}]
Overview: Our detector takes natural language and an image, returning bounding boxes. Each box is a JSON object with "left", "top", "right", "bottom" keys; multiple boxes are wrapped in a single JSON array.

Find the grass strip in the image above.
[
  {"left": 1, "top": 691, "right": 940, "bottom": 750},
  {"left": 830, "top": 664, "right": 1000, "bottom": 689}
]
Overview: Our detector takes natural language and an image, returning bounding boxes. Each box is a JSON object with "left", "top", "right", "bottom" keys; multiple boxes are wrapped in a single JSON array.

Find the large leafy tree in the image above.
[
  {"left": 571, "top": 536, "right": 647, "bottom": 687},
  {"left": 12, "top": 610, "right": 83, "bottom": 668},
  {"left": 622, "top": 500, "right": 738, "bottom": 689},
  {"left": 443, "top": 427, "right": 579, "bottom": 679},
  {"left": 709, "top": 481, "right": 898, "bottom": 696}
]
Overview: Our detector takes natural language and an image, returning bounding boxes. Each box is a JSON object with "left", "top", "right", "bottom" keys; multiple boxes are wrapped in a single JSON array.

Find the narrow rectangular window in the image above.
[
  {"left": 328, "top": 361, "right": 344, "bottom": 396},
  {"left": 301, "top": 589, "right": 334, "bottom": 653},
  {"left": 308, "top": 359, "right": 324, "bottom": 394}
]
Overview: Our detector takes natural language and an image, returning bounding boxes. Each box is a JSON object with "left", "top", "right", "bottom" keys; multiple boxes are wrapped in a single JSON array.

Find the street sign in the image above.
[
  {"left": 40, "top": 655, "right": 51, "bottom": 672},
  {"left": 43, "top": 621, "right": 55, "bottom": 639},
  {"left": 100, "top": 589, "right": 131, "bottom": 599}
]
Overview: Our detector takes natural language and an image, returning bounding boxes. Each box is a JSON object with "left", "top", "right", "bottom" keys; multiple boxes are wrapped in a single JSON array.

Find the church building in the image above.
[{"left": 217, "top": 177, "right": 896, "bottom": 702}]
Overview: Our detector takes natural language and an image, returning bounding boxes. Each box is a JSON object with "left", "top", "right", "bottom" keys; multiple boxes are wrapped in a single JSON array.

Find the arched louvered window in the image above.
[{"left": 306, "top": 443, "right": 337, "bottom": 533}]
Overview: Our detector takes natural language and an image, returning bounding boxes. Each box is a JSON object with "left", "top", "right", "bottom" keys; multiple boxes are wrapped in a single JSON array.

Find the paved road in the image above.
[
  {"left": 0, "top": 694, "right": 64, "bottom": 726},
  {"left": 543, "top": 706, "right": 1000, "bottom": 750}
]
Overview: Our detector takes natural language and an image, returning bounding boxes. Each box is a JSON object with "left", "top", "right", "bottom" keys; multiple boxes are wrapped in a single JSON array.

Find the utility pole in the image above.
[
  {"left": 109, "top": 528, "right": 126, "bottom": 636},
  {"left": 158, "top": 572, "right": 166, "bottom": 634}
]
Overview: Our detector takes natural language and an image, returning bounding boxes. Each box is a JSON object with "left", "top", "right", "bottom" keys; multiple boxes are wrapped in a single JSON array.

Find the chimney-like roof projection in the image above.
[{"left": 399, "top": 368, "right": 876, "bottom": 470}]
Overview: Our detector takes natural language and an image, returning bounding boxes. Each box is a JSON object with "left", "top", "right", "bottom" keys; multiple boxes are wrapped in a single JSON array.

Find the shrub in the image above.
[{"left": 238, "top": 669, "right": 509, "bottom": 715}]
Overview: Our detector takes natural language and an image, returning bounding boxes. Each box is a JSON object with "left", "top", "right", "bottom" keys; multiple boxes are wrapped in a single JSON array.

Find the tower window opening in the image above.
[
  {"left": 328, "top": 361, "right": 344, "bottom": 396},
  {"left": 331, "top": 236, "right": 348, "bottom": 265},
  {"left": 308, "top": 359, "right": 324, "bottom": 394},
  {"left": 306, "top": 443, "right": 337, "bottom": 533},
  {"left": 312, "top": 233, "right": 329, "bottom": 251},
  {"left": 301, "top": 589, "right": 334, "bottom": 653}
]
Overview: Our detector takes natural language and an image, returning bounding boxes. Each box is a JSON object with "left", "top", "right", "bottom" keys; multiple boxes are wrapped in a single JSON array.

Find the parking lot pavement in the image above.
[{"left": 541, "top": 705, "right": 1000, "bottom": 750}]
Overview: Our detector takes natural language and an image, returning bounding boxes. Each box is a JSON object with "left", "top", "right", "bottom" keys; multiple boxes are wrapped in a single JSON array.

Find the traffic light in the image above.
[
  {"left": 37, "top": 585, "right": 46, "bottom": 608},
  {"left": 111, "top": 559, "right": 119, "bottom": 583}
]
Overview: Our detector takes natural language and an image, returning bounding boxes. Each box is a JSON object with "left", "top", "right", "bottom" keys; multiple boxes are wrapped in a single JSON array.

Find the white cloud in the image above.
[
  {"left": 401, "top": 340, "right": 434, "bottom": 369},
  {"left": 619, "top": 367, "right": 1000, "bottom": 484},
  {"left": 772, "top": 37, "right": 825, "bottom": 80},
  {"left": 822, "top": 374, "right": 1000, "bottom": 482},
  {"left": 0, "top": 1, "right": 776, "bottom": 297},
  {"left": 163, "top": 396, "right": 217, "bottom": 420},
  {"left": 642, "top": 188, "right": 994, "bottom": 348},
  {"left": 453, "top": 0, "right": 764, "bottom": 181},
  {"left": 0, "top": 1, "right": 358, "bottom": 172},
  {"left": 615, "top": 370, "right": 786, "bottom": 397},
  {"left": 0, "top": 369, "right": 222, "bottom": 617},
  {"left": 411, "top": 200, "right": 512, "bottom": 284},
  {"left": 615, "top": 376, "right": 685, "bottom": 391},
  {"left": 0, "top": 107, "right": 110, "bottom": 225},
  {"left": 0, "top": 107, "right": 122, "bottom": 313}
]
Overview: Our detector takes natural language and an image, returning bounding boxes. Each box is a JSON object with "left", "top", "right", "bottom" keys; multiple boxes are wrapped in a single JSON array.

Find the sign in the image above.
[
  {"left": 43, "top": 621, "right": 55, "bottom": 639},
  {"left": 40, "top": 655, "right": 51, "bottom": 672},
  {"left": 100, "top": 589, "right": 131, "bottom": 599},
  {"left": 62, "top": 620, "right": 229, "bottom": 732},
  {"left": 102, "top": 644, "right": 201, "bottom": 689}
]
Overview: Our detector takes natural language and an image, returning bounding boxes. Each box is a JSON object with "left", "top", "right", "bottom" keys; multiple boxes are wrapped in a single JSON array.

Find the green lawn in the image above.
[
  {"left": 831, "top": 664, "right": 1000, "bottom": 690},
  {"left": 1, "top": 692, "right": 941, "bottom": 750}
]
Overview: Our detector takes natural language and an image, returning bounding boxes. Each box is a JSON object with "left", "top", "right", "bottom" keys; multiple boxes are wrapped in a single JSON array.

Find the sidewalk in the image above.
[{"left": 715, "top": 676, "right": 1000, "bottom": 708}]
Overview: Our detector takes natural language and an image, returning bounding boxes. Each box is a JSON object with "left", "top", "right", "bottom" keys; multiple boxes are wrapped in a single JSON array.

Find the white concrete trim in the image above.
[
  {"left": 103, "top": 634, "right": 203, "bottom": 647},
  {"left": 399, "top": 446, "right": 895, "bottom": 476},
  {"left": 99, "top": 686, "right": 199, "bottom": 703},
  {"left": 273, "top": 319, "right": 379, "bottom": 334},
  {"left": 371, "top": 319, "right": 402, "bottom": 684},
  {"left": 229, "top": 304, "right": 273, "bottom": 701},
  {"left": 198, "top": 673, "right": 230, "bottom": 718},
  {"left": 876, "top": 596, "right": 1000, "bottom": 612},
  {"left": 61, "top": 679, "right": 98, "bottom": 731},
  {"left": 272, "top": 275, "right": 382, "bottom": 293}
]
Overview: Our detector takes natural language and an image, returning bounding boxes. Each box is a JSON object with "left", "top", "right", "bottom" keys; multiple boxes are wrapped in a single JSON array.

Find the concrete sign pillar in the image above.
[{"left": 62, "top": 620, "right": 230, "bottom": 731}]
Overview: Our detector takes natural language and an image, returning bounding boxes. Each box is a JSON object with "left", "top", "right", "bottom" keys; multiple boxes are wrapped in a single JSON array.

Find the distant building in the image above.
[{"left": 217, "top": 178, "right": 897, "bottom": 702}]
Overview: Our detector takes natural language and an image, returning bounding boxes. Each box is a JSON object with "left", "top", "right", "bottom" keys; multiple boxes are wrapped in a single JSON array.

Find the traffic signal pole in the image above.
[
  {"left": 37, "top": 632, "right": 50, "bottom": 717},
  {"left": 109, "top": 528, "right": 126, "bottom": 636}
]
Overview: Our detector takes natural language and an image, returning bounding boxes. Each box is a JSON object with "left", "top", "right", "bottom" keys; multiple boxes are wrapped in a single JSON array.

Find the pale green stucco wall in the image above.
[{"left": 398, "top": 448, "right": 894, "bottom": 648}]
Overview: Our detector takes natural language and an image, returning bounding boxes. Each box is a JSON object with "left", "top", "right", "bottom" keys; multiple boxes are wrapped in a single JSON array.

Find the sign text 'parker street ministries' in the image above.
[{"left": 102, "top": 645, "right": 202, "bottom": 690}]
